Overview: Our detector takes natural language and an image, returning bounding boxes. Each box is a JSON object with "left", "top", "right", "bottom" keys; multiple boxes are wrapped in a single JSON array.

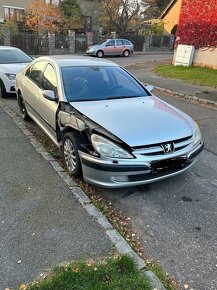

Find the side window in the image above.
[
  {"left": 116, "top": 40, "right": 124, "bottom": 46},
  {"left": 124, "top": 40, "right": 131, "bottom": 45},
  {"left": 28, "top": 61, "right": 47, "bottom": 86},
  {"left": 107, "top": 40, "right": 116, "bottom": 46},
  {"left": 41, "top": 64, "right": 57, "bottom": 94}
]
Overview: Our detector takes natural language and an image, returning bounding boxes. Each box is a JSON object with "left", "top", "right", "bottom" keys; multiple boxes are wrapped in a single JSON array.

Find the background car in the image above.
[
  {"left": 16, "top": 56, "right": 203, "bottom": 188},
  {"left": 86, "top": 39, "right": 134, "bottom": 58},
  {"left": 0, "top": 46, "right": 32, "bottom": 98}
]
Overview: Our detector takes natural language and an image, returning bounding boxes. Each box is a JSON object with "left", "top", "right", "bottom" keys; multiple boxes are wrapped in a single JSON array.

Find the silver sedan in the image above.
[{"left": 16, "top": 56, "right": 204, "bottom": 188}]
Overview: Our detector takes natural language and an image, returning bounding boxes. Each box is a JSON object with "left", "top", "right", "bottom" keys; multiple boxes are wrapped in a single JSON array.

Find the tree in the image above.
[
  {"left": 101, "top": 0, "right": 145, "bottom": 35},
  {"left": 60, "top": 0, "right": 83, "bottom": 31},
  {"left": 143, "top": 0, "right": 171, "bottom": 19},
  {"left": 25, "top": 0, "right": 61, "bottom": 33}
]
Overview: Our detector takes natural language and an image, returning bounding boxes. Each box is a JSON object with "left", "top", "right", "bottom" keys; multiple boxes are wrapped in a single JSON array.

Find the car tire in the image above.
[
  {"left": 0, "top": 79, "right": 7, "bottom": 98},
  {"left": 62, "top": 132, "right": 83, "bottom": 177},
  {"left": 96, "top": 50, "right": 104, "bottom": 58},
  {"left": 18, "top": 93, "right": 31, "bottom": 121},
  {"left": 123, "top": 50, "right": 130, "bottom": 57}
]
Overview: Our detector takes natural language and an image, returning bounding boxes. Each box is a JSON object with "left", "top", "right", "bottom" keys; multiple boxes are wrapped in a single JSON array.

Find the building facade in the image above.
[
  {"left": 0, "top": 0, "right": 32, "bottom": 23},
  {"left": 0, "top": 0, "right": 101, "bottom": 32},
  {"left": 159, "top": 0, "right": 182, "bottom": 35}
]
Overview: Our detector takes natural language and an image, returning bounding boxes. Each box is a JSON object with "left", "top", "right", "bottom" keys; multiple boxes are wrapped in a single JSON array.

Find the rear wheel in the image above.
[
  {"left": 123, "top": 50, "right": 130, "bottom": 57},
  {"left": 18, "top": 93, "right": 31, "bottom": 121},
  {"left": 0, "top": 80, "right": 7, "bottom": 98},
  {"left": 62, "top": 132, "right": 83, "bottom": 177},
  {"left": 96, "top": 50, "right": 104, "bottom": 58}
]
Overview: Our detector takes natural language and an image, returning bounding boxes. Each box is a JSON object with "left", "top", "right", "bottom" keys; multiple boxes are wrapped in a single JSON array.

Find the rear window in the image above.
[
  {"left": 0, "top": 48, "right": 32, "bottom": 64},
  {"left": 61, "top": 66, "right": 149, "bottom": 102}
]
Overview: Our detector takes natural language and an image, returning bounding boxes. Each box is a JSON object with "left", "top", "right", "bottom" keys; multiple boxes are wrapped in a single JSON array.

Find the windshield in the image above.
[
  {"left": 97, "top": 39, "right": 107, "bottom": 45},
  {"left": 0, "top": 49, "right": 32, "bottom": 64},
  {"left": 62, "top": 66, "right": 150, "bottom": 102}
]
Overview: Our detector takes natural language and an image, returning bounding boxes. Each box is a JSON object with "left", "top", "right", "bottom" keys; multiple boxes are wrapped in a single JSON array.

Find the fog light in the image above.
[{"left": 110, "top": 176, "right": 129, "bottom": 182}]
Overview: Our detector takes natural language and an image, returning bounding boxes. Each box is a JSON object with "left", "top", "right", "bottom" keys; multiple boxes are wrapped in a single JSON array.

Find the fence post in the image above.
[
  {"left": 86, "top": 32, "right": 93, "bottom": 48},
  {"left": 48, "top": 32, "right": 55, "bottom": 55},
  {"left": 68, "top": 30, "right": 75, "bottom": 54},
  {"left": 3, "top": 28, "right": 11, "bottom": 46}
]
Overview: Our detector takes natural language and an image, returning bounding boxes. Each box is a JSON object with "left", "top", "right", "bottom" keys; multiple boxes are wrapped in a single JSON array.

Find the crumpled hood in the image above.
[
  {"left": 0, "top": 63, "right": 29, "bottom": 74},
  {"left": 71, "top": 96, "right": 194, "bottom": 147}
]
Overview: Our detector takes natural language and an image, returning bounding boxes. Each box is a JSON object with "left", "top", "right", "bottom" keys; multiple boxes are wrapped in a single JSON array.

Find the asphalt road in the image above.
[{"left": 1, "top": 53, "right": 217, "bottom": 289}]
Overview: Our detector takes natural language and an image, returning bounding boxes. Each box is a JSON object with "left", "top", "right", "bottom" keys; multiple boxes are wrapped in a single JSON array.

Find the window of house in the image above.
[
  {"left": 4, "top": 6, "right": 25, "bottom": 22},
  {"left": 46, "top": 0, "right": 61, "bottom": 5}
]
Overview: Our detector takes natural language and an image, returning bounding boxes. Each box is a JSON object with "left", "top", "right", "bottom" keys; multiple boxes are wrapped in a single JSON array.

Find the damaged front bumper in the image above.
[{"left": 79, "top": 141, "right": 204, "bottom": 188}]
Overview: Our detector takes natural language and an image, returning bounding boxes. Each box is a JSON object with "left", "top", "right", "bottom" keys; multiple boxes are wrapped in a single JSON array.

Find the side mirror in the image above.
[
  {"left": 43, "top": 90, "right": 57, "bottom": 101},
  {"left": 146, "top": 85, "right": 154, "bottom": 92}
]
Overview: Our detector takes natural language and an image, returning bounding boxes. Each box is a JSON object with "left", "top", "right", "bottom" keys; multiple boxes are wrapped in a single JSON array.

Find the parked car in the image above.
[
  {"left": 86, "top": 39, "right": 134, "bottom": 57},
  {"left": 16, "top": 56, "right": 204, "bottom": 188},
  {"left": 0, "top": 46, "right": 32, "bottom": 98}
]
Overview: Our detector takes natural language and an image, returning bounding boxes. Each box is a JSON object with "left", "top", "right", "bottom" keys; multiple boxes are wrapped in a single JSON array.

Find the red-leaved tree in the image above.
[{"left": 176, "top": 0, "right": 217, "bottom": 49}]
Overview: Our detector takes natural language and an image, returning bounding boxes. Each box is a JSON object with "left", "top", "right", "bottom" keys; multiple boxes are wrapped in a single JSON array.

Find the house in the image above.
[
  {"left": 0, "top": 0, "right": 101, "bottom": 32},
  {"left": 175, "top": 0, "right": 217, "bottom": 69},
  {"left": 159, "top": 0, "right": 182, "bottom": 35},
  {"left": 0, "top": 0, "right": 32, "bottom": 23}
]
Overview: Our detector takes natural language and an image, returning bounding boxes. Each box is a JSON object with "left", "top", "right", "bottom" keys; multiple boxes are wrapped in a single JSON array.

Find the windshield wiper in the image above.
[{"left": 107, "top": 96, "right": 141, "bottom": 100}]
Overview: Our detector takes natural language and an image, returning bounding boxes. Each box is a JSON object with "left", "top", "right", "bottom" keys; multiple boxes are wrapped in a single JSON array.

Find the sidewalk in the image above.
[
  {"left": 126, "top": 60, "right": 217, "bottom": 107},
  {"left": 0, "top": 104, "right": 166, "bottom": 290},
  {"left": 0, "top": 107, "right": 113, "bottom": 289}
]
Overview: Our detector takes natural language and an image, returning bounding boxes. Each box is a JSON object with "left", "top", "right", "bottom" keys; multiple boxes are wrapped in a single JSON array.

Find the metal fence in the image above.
[
  {"left": 0, "top": 35, "right": 4, "bottom": 45},
  {"left": 75, "top": 33, "right": 87, "bottom": 52},
  {"left": 145, "top": 35, "right": 175, "bottom": 51},
  {"left": 11, "top": 33, "right": 49, "bottom": 55}
]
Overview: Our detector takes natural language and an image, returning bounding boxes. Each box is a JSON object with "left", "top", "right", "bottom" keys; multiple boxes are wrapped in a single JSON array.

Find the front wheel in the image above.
[
  {"left": 123, "top": 50, "right": 130, "bottom": 57},
  {"left": 96, "top": 50, "right": 104, "bottom": 58},
  {"left": 62, "top": 132, "right": 83, "bottom": 177},
  {"left": 0, "top": 80, "right": 7, "bottom": 98}
]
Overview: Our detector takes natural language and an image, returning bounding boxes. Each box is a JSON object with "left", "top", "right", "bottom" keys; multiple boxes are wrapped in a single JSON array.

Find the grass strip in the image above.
[
  {"left": 23, "top": 255, "right": 152, "bottom": 290},
  {"left": 154, "top": 65, "right": 217, "bottom": 88}
]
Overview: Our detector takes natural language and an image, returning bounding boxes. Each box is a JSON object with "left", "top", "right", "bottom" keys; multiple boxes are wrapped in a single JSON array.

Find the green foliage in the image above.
[
  {"left": 60, "top": 0, "right": 81, "bottom": 18},
  {"left": 0, "top": 20, "right": 19, "bottom": 36},
  {"left": 25, "top": 255, "right": 152, "bottom": 290},
  {"left": 154, "top": 65, "right": 217, "bottom": 88},
  {"left": 150, "top": 20, "right": 164, "bottom": 35},
  {"left": 60, "top": 0, "right": 83, "bottom": 30}
]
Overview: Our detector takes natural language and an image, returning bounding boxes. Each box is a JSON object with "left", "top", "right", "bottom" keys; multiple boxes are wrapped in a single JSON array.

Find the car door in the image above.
[
  {"left": 21, "top": 61, "right": 47, "bottom": 120},
  {"left": 103, "top": 39, "right": 117, "bottom": 55},
  {"left": 116, "top": 39, "right": 125, "bottom": 54},
  {"left": 34, "top": 63, "right": 59, "bottom": 144}
]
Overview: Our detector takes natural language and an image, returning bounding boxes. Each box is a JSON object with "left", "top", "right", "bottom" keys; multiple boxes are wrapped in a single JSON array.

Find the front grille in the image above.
[
  {"left": 128, "top": 158, "right": 190, "bottom": 182},
  {"left": 132, "top": 135, "right": 193, "bottom": 156}
]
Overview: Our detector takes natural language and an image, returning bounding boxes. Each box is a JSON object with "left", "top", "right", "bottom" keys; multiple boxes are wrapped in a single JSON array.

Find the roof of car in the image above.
[
  {"left": 35, "top": 55, "right": 119, "bottom": 67},
  {"left": 0, "top": 46, "right": 20, "bottom": 50}
]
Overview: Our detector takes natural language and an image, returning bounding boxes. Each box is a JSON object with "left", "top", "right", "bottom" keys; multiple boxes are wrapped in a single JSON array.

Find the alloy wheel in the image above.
[{"left": 64, "top": 139, "right": 77, "bottom": 172}]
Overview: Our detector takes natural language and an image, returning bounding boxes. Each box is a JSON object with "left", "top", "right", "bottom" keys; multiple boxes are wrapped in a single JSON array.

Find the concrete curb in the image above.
[
  {"left": 1, "top": 101, "right": 166, "bottom": 290},
  {"left": 154, "top": 86, "right": 217, "bottom": 109}
]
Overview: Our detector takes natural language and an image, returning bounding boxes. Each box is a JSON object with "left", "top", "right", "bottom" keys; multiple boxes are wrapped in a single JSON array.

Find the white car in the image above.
[{"left": 0, "top": 46, "right": 32, "bottom": 98}]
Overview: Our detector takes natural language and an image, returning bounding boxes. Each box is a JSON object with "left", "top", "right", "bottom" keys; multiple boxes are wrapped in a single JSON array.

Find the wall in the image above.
[
  {"left": 0, "top": 0, "right": 33, "bottom": 21},
  {"left": 162, "top": 0, "right": 182, "bottom": 35},
  {"left": 193, "top": 48, "right": 217, "bottom": 69}
]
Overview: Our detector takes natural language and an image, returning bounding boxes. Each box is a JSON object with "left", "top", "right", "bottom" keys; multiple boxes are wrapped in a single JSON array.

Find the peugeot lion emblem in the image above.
[{"left": 162, "top": 143, "right": 175, "bottom": 154}]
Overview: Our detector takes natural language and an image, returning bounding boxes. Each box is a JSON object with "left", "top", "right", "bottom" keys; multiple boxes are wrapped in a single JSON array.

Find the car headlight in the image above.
[
  {"left": 193, "top": 122, "right": 202, "bottom": 145},
  {"left": 91, "top": 134, "right": 133, "bottom": 159},
  {"left": 5, "top": 73, "right": 16, "bottom": 80}
]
